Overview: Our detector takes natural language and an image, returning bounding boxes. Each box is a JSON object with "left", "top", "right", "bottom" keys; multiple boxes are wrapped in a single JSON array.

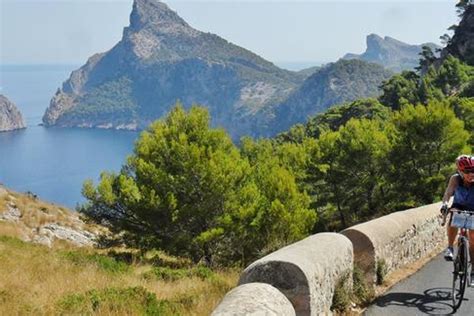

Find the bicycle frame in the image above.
[{"left": 450, "top": 209, "right": 474, "bottom": 311}]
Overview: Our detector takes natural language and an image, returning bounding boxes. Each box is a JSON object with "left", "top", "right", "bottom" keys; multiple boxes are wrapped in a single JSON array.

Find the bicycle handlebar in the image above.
[{"left": 449, "top": 209, "right": 474, "bottom": 214}]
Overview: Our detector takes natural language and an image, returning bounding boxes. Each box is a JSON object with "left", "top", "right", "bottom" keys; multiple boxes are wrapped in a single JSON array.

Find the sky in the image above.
[{"left": 0, "top": 0, "right": 459, "bottom": 69}]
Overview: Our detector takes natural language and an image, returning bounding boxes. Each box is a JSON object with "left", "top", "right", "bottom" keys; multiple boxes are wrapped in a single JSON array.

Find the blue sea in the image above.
[{"left": 0, "top": 65, "right": 139, "bottom": 208}]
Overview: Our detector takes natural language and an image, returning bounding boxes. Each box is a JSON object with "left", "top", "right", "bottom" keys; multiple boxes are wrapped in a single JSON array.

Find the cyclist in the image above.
[{"left": 441, "top": 155, "right": 474, "bottom": 261}]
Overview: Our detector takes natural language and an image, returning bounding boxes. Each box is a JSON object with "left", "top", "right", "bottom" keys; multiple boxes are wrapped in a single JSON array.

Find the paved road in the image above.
[{"left": 365, "top": 253, "right": 474, "bottom": 315}]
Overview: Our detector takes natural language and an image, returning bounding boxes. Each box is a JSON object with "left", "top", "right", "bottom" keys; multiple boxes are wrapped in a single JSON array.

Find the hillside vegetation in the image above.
[{"left": 0, "top": 189, "right": 237, "bottom": 315}]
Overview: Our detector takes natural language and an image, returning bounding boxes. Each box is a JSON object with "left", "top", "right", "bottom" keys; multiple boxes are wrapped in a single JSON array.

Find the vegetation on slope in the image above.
[{"left": 0, "top": 235, "right": 237, "bottom": 315}]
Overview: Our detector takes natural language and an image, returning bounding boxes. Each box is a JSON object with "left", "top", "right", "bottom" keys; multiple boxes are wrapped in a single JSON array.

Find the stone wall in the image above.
[
  {"left": 212, "top": 202, "right": 446, "bottom": 314},
  {"left": 341, "top": 202, "right": 445, "bottom": 286}
]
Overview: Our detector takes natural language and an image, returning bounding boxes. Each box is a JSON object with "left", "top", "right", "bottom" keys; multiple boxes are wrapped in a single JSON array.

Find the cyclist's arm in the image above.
[{"left": 442, "top": 174, "right": 458, "bottom": 207}]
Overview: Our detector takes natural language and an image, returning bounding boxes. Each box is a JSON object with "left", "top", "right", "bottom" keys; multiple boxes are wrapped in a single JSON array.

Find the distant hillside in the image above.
[
  {"left": 261, "top": 59, "right": 393, "bottom": 137},
  {"left": 0, "top": 95, "right": 26, "bottom": 132},
  {"left": 43, "top": 0, "right": 302, "bottom": 140},
  {"left": 343, "top": 34, "right": 440, "bottom": 72}
]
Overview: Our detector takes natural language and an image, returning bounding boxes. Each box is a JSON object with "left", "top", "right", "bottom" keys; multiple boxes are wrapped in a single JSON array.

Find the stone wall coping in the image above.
[
  {"left": 211, "top": 282, "right": 296, "bottom": 316},
  {"left": 343, "top": 202, "right": 441, "bottom": 249}
]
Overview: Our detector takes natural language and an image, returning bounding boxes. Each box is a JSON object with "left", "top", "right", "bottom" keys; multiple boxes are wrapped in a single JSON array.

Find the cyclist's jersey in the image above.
[{"left": 453, "top": 173, "right": 474, "bottom": 210}]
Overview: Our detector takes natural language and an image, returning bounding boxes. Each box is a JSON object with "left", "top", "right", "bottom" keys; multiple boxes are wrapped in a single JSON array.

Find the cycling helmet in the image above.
[{"left": 456, "top": 155, "right": 474, "bottom": 173}]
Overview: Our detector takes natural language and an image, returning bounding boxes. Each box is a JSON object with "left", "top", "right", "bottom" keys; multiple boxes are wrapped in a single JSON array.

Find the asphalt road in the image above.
[{"left": 365, "top": 253, "right": 474, "bottom": 315}]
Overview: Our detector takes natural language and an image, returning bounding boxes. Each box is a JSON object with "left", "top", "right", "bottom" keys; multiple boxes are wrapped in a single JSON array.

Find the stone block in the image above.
[
  {"left": 212, "top": 282, "right": 295, "bottom": 316},
  {"left": 239, "top": 233, "right": 353, "bottom": 315}
]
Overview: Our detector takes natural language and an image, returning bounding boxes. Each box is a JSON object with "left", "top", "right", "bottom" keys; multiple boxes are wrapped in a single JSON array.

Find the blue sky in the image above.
[{"left": 0, "top": 0, "right": 459, "bottom": 67}]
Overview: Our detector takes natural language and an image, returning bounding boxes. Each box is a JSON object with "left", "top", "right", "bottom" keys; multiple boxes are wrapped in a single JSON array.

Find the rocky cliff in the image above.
[
  {"left": 0, "top": 95, "right": 26, "bottom": 132},
  {"left": 43, "top": 0, "right": 301, "bottom": 139},
  {"left": 445, "top": 4, "right": 474, "bottom": 65},
  {"left": 343, "top": 34, "right": 440, "bottom": 72}
]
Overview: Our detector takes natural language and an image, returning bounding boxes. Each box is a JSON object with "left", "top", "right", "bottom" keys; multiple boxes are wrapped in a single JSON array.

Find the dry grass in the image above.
[
  {"left": 0, "top": 188, "right": 102, "bottom": 242},
  {"left": 0, "top": 236, "right": 239, "bottom": 315},
  {"left": 0, "top": 188, "right": 239, "bottom": 315}
]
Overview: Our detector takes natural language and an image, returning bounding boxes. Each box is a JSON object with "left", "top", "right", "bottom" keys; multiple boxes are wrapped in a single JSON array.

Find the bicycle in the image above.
[{"left": 446, "top": 208, "right": 474, "bottom": 311}]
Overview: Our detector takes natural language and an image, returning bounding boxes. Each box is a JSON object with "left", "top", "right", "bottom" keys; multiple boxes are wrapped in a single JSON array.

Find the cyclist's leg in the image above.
[
  {"left": 445, "top": 210, "right": 458, "bottom": 260},
  {"left": 468, "top": 230, "right": 474, "bottom": 262},
  {"left": 448, "top": 225, "right": 458, "bottom": 248}
]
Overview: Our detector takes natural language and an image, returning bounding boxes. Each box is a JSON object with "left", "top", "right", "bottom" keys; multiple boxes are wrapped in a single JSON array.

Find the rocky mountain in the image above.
[
  {"left": 261, "top": 59, "right": 393, "bottom": 137},
  {"left": 445, "top": 4, "right": 474, "bottom": 66},
  {"left": 343, "top": 34, "right": 440, "bottom": 72},
  {"left": 0, "top": 95, "right": 26, "bottom": 132},
  {"left": 43, "top": 0, "right": 303, "bottom": 139},
  {"left": 43, "top": 0, "right": 400, "bottom": 139}
]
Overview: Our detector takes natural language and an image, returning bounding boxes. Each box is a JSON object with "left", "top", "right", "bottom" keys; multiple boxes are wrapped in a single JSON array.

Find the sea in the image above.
[{"left": 0, "top": 64, "right": 139, "bottom": 208}]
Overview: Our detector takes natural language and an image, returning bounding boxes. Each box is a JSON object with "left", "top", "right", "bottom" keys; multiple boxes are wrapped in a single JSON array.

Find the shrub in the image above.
[
  {"left": 56, "top": 286, "right": 174, "bottom": 315},
  {"left": 143, "top": 266, "right": 215, "bottom": 282},
  {"left": 60, "top": 251, "right": 130, "bottom": 274},
  {"left": 376, "top": 259, "right": 388, "bottom": 285},
  {"left": 331, "top": 271, "right": 352, "bottom": 312},
  {"left": 352, "top": 265, "right": 374, "bottom": 305}
]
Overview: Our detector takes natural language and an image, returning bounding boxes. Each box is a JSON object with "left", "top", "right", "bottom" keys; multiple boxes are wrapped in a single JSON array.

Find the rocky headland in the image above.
[
  {"left": 43, "top": 0, "right": 408, "bottom": 139},
  {"left": 0, "top": 95, "right": 26, "bottom": 132}
]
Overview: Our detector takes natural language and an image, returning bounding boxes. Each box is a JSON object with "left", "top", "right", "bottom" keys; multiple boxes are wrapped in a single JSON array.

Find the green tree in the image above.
[
  {"left": 416, "top": 45, "right": 437, "bottom": 73},
  {"left": 303, "top": 98, "right": 391, "bottom": 139},
  {"left": 434, "top": 55, "right": 472, "bottom": 95},
  {"left": 387, "top": 100, "right": 469, "bottom": 209},
  {"left": 239, "top": 138, "right": 316, "bottom": 256},
  {"left": 81, "top": 104, "right": 315, "bottom": 265},
  {"left": 451, "top": 97, "right": 474, "bottom": 148},
  {"left": 418, "top": 66, "right": 445, "bottom": 103},
  {"left": 379, "top": 71, "right": 421, "bottom": 110},
  {"left": 315, "top": 118, "right": 391, "bottom": 230}
]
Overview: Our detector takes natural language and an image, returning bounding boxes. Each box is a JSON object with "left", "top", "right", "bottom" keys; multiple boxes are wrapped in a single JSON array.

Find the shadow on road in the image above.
[{"left": 374, "top": 287, "right": 460, "bottom": 315}]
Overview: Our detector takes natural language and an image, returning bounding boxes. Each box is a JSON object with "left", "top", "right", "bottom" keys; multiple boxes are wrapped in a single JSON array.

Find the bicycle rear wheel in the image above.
[{"left": 452, "top": 237, "right": 468, "bottom": 310}]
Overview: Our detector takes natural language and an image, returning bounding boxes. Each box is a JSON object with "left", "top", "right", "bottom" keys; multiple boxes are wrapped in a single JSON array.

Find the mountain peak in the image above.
[
  {"left": 366, "top": 33, "right": 383, "bottom": 43},
  {"left": 129, "top": 0, "right": 192, "bottom": 34},
  {"left": 343, "top": 34, "right": 440, "bottom": 72}
]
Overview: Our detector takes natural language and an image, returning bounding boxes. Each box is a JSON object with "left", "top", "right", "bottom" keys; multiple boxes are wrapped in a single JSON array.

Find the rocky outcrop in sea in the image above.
[{"left": 0, "top": 95, "right": 26, "bottom": 132}]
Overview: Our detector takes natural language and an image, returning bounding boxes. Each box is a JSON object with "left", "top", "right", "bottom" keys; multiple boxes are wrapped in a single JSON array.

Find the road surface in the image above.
[{"left": 365, "top": 253, "right": 474, "bottom": 315}]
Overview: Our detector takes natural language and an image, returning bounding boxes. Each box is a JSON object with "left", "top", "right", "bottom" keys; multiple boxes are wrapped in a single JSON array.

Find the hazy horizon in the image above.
[{"left": 0, "top": 0, "right": 458, "bottom": 69}]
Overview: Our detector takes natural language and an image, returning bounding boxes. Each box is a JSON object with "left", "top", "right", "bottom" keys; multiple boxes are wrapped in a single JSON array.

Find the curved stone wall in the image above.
[
  {"left": 212, "top": 283, "right": 296, "bottom": 316},
  {"left": 239, "top": 233, "right": 353, "bottom": 315},
  {"left": 212, "top": 202, "right": 446, "bottom": 314},
  {"left": 341, "top": 202, "right": 445, "bottom": 286}
]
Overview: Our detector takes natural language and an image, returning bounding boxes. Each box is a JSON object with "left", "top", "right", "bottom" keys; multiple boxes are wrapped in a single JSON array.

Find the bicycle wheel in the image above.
[{"left": 452, "top": 237, "right": 468, "bottom": 310}]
